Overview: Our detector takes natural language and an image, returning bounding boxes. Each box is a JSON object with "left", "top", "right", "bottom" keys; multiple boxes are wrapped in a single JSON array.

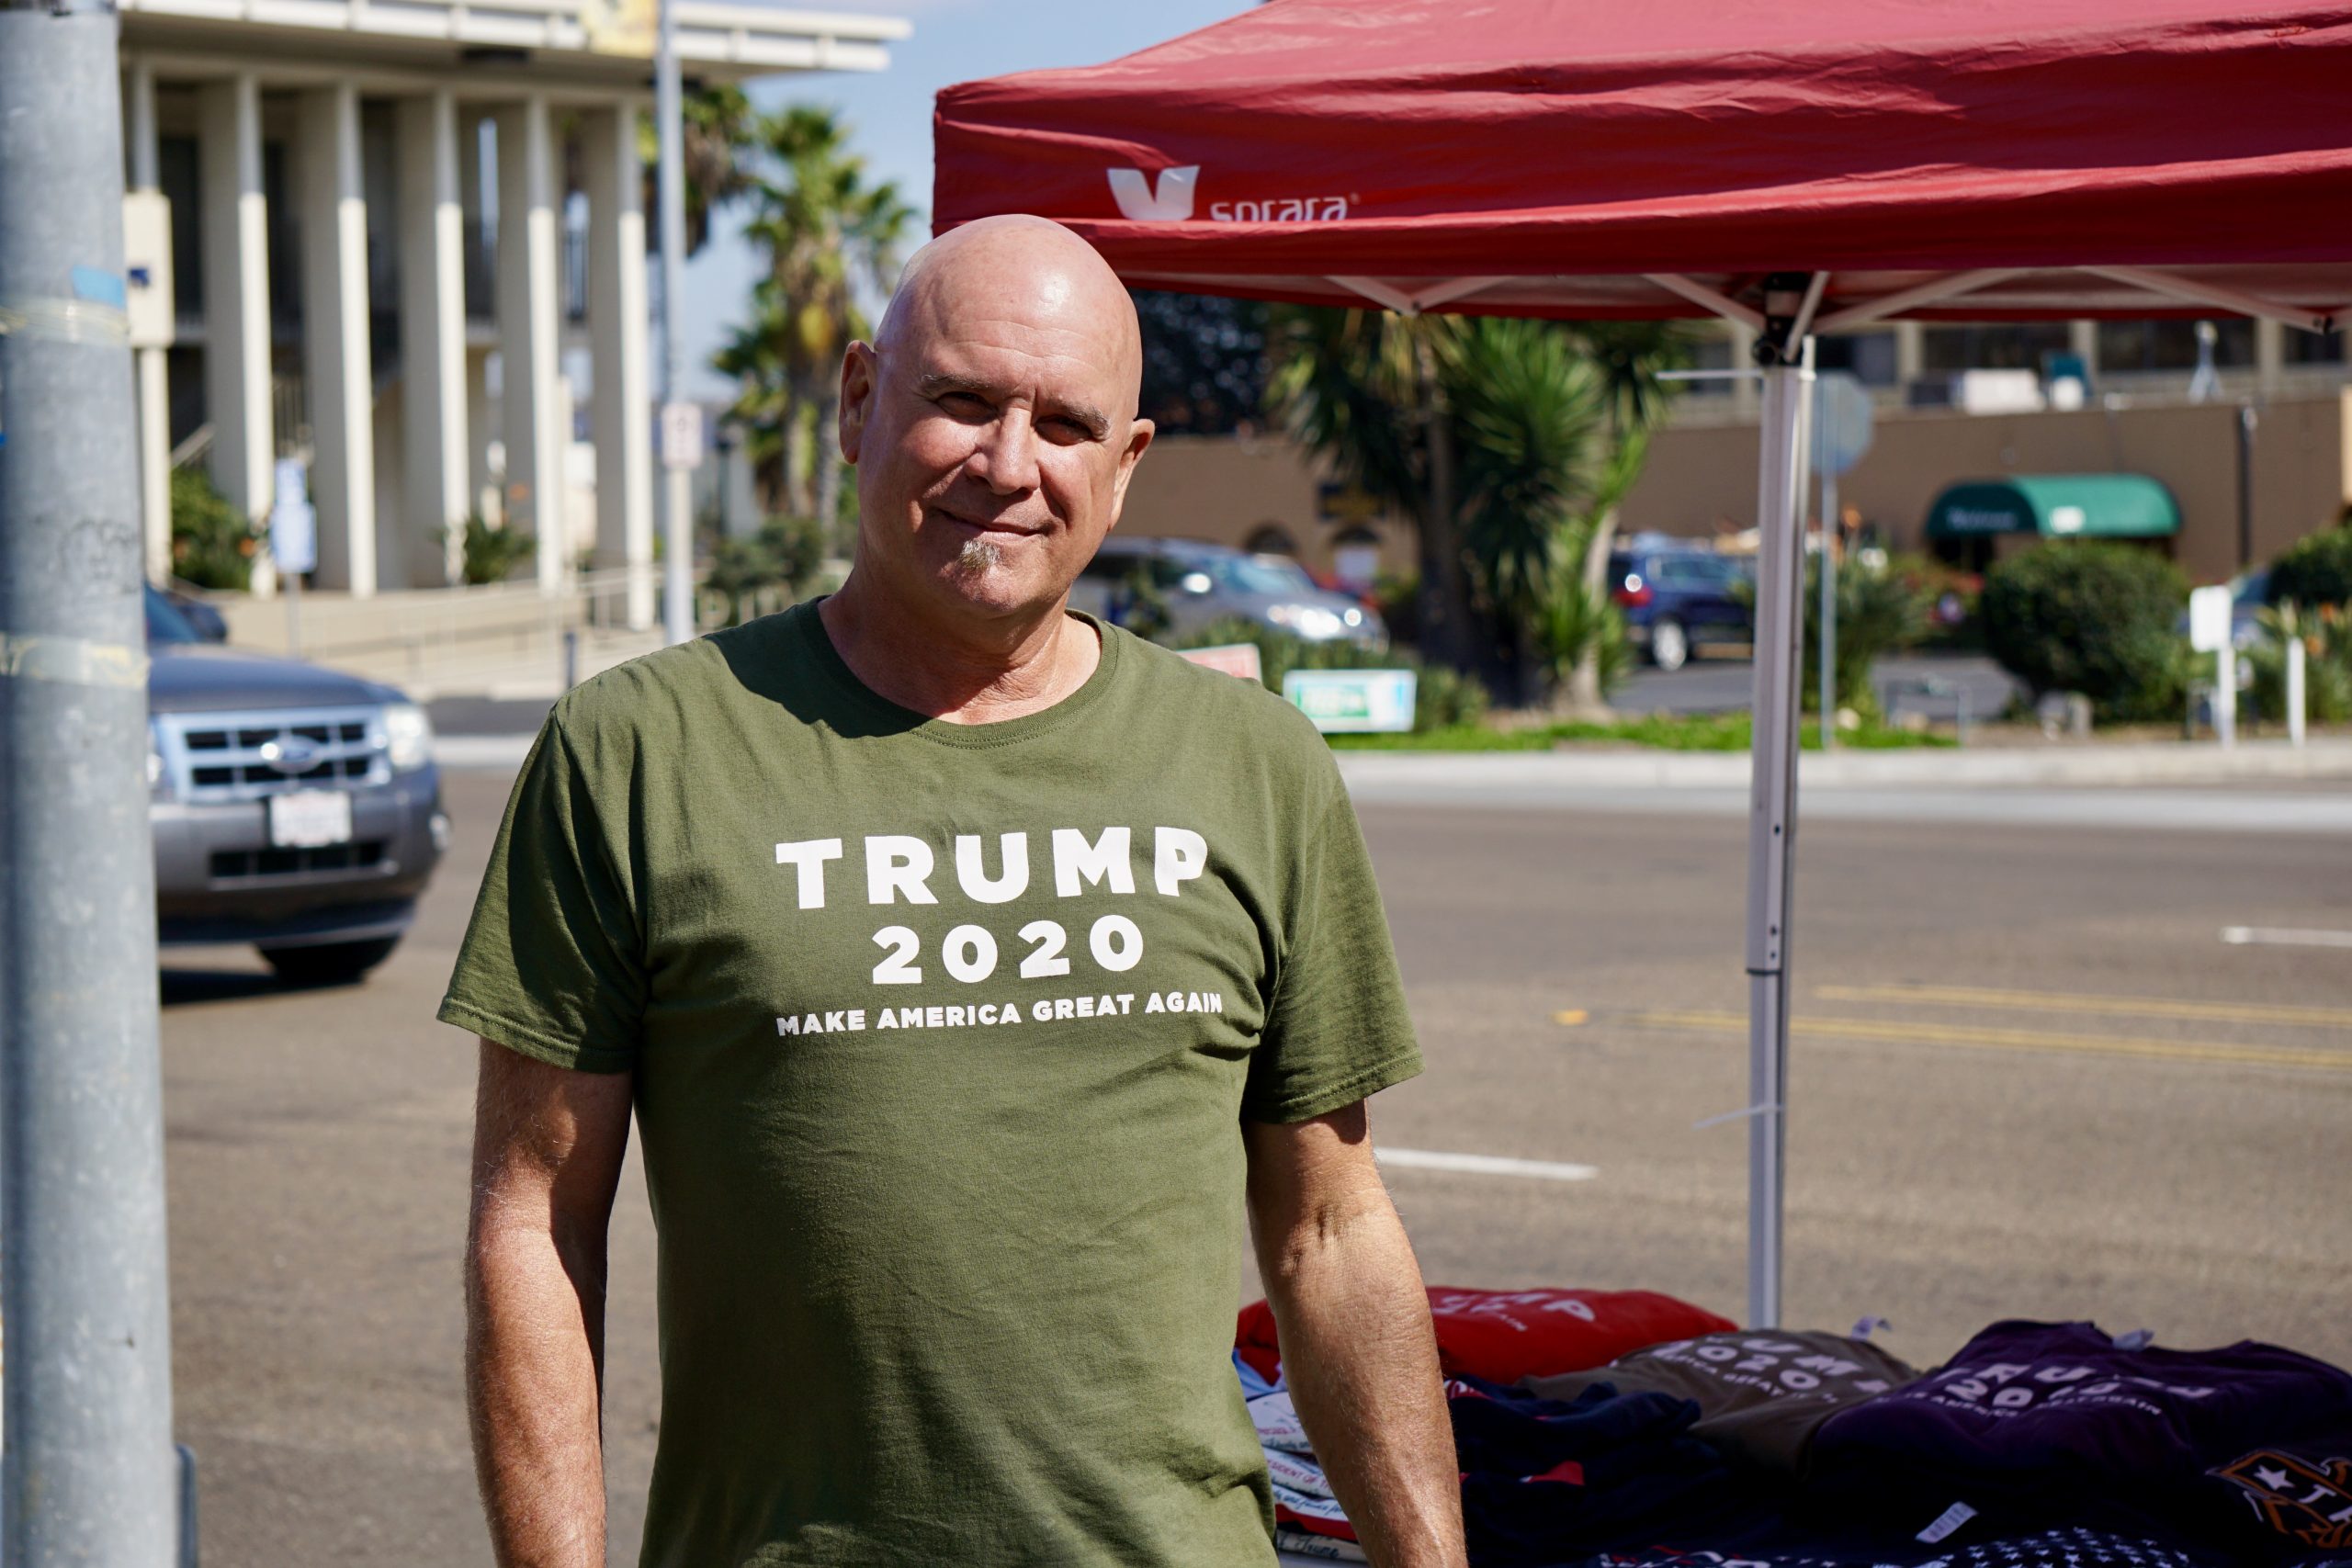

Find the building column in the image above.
[
  {"left": 2255, "top": 318, "right": 2285, "bottom": 399},
  {"left": 495, "top": 96, "right": 567, "bottom": 593},
  {"left": 126, "top": 60, "right": 173, "bottom": 582},
  {"left": 1893, "top": 321, "right": 1926, "bottom": 389},
  {"left": 198, "top": 73, "right": 274, "bottom": 527},
  {"left": 583, "top": 104, "right": 654, "bottom": 629},
  {"left": 396, "top": 90, "right": 468, "bottom": 588},
  {"left": 2067, "top": 319, "right": 2099, "bottom": 381},
  {"left": 1730, "top": 323, "right": 1759, "bottom": 420},
  {"left": 299, "top": 82, "right": 377, "bottom": 595}
]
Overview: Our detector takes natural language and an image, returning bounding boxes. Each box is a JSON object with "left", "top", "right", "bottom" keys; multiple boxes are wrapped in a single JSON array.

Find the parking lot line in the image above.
[
  {"left": 1815, "top": 982, "right": 2352, "bottom": 1031},
  {"left": 2222, "top": 925, "right": 2352, "bottom": 950},
  {"left": 1376, "top": 1147, "right": 1600, "bottom": 1183},
  {"left": 1614, "top": 1009, "right": 2352, "bottom": 1074}
]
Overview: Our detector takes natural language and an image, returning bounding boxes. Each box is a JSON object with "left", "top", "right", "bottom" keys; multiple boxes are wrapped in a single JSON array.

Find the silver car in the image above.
[
  {"left": 1070, "top": 537, "right": 1385, "bottom": 646},
  {"left": 146, "top": 586, "right": 447, "bottom": 984}
]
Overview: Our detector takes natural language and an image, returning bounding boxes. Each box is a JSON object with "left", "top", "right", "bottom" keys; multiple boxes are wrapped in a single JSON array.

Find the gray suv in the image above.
[
  {"left": 146, "top": 586, "right": 447, "bottom": 983},
  {"left": 1070, "top": 537, "right": 1385, "bottom": 646}
]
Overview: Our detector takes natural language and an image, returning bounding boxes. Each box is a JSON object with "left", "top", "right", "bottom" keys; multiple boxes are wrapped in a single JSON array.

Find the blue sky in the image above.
[{"left": 673, "top": 0, "right": 1247, "bottom": 398}]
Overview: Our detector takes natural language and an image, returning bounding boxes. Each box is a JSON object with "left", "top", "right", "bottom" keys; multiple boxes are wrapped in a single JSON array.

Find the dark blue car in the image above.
[{"left": 1609, "top": 543, "right": 1755, "bottom": 671}]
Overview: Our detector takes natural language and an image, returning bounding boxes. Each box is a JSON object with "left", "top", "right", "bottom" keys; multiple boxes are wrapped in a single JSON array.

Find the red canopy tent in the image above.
[{"left": 931, "top": 0, "right": 2352, "bottom": 1328}]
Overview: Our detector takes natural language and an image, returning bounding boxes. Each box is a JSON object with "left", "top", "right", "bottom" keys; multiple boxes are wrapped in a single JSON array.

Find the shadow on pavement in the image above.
[{"left": 160, "top": 965, "right": 359, "bottom": 1008}]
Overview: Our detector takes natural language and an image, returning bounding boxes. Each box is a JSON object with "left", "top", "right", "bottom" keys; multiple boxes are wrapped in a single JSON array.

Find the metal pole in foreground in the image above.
[
  {"left": 1817, "top": 455, "right": 1838, "bottom": 750},
  {"left": 655, "top": 0, "right": 695, "bottom": 646},
  {"left": 0, "top": 1, "right": 181, "bottom": 1560},
  {"left": 1743, "top": 276, "right": 1820, "bottom": 1330}
]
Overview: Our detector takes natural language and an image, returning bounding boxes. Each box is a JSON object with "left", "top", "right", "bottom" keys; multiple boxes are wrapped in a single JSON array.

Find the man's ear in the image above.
[
  {"left": 839, "top": 342, "right": 877, "bottom": 465},
  {"left": 1106, "top": 417, "right": 1156, "bottom": 526}
]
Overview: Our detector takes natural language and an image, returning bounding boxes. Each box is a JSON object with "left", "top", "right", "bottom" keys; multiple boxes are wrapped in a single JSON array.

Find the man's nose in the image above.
[{"left": 967, "top": 407, "right": 1041, "bottom": 494}]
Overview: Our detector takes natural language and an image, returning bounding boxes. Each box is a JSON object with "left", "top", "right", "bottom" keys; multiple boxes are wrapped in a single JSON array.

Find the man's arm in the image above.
[
  {"left": 465, "top": 1038, "right": 635, "bottom": 1568},
  {"left": 1245, "top": 1103, "right": 1466, "bottom": 1568}
]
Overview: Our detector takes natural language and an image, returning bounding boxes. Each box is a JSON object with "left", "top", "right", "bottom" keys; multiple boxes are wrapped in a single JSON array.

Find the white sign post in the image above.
[
  {"left": 2187, "top": 583, "right": 2234, "bottom": 748},
  {"left": 1811, "top": 372, "right": 1874, "bottom": 748},
  {"left": 2288, "top": 636, "right": 2307, "bottom": 747},
  {"left": 272, "top": 457, "right": 315, "bottom": 657}
]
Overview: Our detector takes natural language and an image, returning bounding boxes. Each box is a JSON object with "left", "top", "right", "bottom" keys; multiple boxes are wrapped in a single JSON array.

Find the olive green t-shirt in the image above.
[{"left": 439, "top": 604, "right": 1422, "bottom": 1568}]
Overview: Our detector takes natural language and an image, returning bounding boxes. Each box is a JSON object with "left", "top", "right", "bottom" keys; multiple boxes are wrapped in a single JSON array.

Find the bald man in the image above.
[{"left": 450, "top": 216, "right": 1466, "bottom": 1568}]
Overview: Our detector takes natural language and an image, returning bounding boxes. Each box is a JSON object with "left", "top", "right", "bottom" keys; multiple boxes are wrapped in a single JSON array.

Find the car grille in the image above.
[
  {"left": 209, "top": 841, "right": 388, "bottom": 880},
  {"left": 154, "top": 706, "right": 390, "bottom": 803}
]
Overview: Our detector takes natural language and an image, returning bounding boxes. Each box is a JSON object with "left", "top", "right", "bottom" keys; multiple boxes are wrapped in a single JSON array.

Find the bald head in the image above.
[{"left": 876, "top": 215, "right": 1144, "bottom": 417}]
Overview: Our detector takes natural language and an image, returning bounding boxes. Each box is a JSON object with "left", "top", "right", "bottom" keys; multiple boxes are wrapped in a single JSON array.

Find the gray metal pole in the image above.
[
  {"left": 0, "top": 2, "right": 181, "bottom": 1561},
  {"left": 1744, "top": 338, "right": 1814, "bottom": 1330},
  {"left": 1818, "top": 463, "right": 1838, "bottom": 750},
  {"left": 656, "top": 0, "right": 694, "bottom": 646}
]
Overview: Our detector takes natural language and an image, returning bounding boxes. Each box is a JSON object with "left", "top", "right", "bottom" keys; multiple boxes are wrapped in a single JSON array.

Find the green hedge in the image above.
[
  {"left": 2267, "top": 525, "right": 2352, "bottom": 611},
  {"left": 1981, "top": 542, "right": 2188, "bottom": 722},
  {"left": 1170, "top": 618, "right": 1487, "bottom": 734}
]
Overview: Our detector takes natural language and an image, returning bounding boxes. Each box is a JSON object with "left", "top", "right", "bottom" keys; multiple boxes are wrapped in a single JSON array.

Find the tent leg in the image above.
[{"left": 1745, "top": 341, "right": 1813, "bottom": 1328}]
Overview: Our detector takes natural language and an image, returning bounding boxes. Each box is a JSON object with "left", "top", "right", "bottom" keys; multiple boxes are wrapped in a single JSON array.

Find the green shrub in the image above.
[
  {"left": 1170, "top": 617, "right": 1487, "bottom": 733},
  {"left": 169, "top": 468, "right": 258, "bottom": 590},
  {"left": 448, "top": 514, "right": 536, "bottom": 585},
  {"left": 1532, "top": 574, "right": 1633, "bottom": 704},
  {"left": 2246, "top": 603, "right": 2352, "bottom": 724},
  {"left": 703, "top": 515, "right": 824, "bottom": 626},
  {"left": 1802, "top": 553, "right": 1931, "bottom": 718},
  {"left": 2267, "top": 525, "right": 2352, "bottom": 611},
  {"left": 1980, "top": 543, "right": 2189, "bottom": 722}
]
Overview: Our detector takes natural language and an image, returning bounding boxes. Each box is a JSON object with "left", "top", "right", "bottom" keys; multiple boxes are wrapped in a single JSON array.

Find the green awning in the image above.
[{"left": 1925, "top": 475, "right": 2180, "bottom": 540}]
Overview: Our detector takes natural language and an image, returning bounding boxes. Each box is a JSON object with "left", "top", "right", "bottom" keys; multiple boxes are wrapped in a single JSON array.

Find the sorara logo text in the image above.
[{"left": 1107, "top": 165, "right": 1349, "bottom": 223}]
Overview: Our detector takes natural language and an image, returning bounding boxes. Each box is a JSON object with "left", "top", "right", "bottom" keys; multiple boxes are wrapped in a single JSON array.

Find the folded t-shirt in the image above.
[
  {"left": 1238, "top": 1286, "right": 1736, "bottom": 1384},
  {"left": 1531, "top": 1330, "right": 1919, "bottom": 1474},
  {"left": 1810, "top": 1320, "right": 2352, "bottom": 1549}
]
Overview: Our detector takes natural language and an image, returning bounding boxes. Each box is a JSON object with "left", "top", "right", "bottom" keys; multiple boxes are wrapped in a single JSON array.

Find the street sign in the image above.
[
  {"left": 271, "top": 500, "right": 316, "bottom": 576},
  {"left": 271, "top": 457, "right": 316, "bottom": 574},
  {"left": 1282, "top": 669, "right": 1417, "bottom": 733},
  {"left": 1178, "top": 643, "right": 1263, "bottom": 682},
  {"left": 2188, "top": 584, "right": 2233, "bottom": 653},
  {"left": 661, "top": 401, "right": 705, "bottom": 470},
  {"left": 1811, "top": 371, "right": 1875, "bottom": 478}
]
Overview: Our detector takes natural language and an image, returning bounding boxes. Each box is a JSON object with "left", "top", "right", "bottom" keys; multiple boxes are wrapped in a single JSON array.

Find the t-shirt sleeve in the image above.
[
  {"left": 1243, "top": 782, "right": 1423, "bottom": 1122},
  {"left": 436, "top": 714, "right": 645, "bottom": 1074}
]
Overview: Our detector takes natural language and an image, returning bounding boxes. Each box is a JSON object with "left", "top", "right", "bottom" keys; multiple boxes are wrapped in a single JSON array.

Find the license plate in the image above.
[{"left": 268, "top": 790, "right": 353, "bottom": 849}]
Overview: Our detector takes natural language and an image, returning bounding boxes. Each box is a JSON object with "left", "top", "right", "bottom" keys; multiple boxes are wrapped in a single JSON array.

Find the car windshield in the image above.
[
  {"left": 1204, "top": 554, "right": 1317, "bottom": 596},
  {"left": 143, "top": 585, "right": 201, "bottom": 645}
]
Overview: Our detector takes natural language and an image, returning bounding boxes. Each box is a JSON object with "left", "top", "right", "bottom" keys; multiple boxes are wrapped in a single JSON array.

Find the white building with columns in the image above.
[{"left": 119, "top": 0, "right": 906, "bottom": 626}]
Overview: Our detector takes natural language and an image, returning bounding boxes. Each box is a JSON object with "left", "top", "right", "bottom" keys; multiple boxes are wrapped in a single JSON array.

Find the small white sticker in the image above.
[{"left": 1917, "top": 1501, "right": 1978, "bottom": 1544}]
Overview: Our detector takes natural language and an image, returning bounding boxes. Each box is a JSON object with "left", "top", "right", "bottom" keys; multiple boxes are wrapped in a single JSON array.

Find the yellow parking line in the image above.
[
  {"left": 1618, "top": 1009, "right": 2352, "bottom": 1074},
  {"left": 1815, "top": 982, "right": 2352, "bottom": 1031}
]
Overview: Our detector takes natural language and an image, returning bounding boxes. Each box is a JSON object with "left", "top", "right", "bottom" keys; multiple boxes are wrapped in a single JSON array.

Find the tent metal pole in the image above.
[{"left": 1745, "top": 334, "right": 1814, "bottom": 1329}]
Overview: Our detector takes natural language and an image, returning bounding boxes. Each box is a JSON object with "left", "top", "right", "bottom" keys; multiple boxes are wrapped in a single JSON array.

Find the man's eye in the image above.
[{"left": 938, "top": 392, "right": 990, "bottom": 416}]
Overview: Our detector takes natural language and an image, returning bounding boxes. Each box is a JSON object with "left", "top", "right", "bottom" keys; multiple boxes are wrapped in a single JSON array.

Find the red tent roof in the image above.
[{"left": 933, "top": 0, "right": 2352, "bottom": 328}]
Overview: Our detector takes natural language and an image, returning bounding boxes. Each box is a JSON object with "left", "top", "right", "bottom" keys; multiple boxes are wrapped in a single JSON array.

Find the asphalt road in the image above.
[
  {"left": 159, "top": 768, "right": 2352, "bottom": 1565},
  {"left": 1612, "top": 649, "right": 2024, "bottom": 723}
]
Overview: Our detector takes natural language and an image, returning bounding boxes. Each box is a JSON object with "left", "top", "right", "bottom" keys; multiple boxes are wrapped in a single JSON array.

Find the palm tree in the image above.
[
  {"left": 1558, "top": 321, "right": 1688, "bottom": 715},
  {"left": 1451, "top": 318, "right": 1610, "bottom": 692},
  {"left": 1265, "top": 306, "right": 1475, "bottom": 669},
  {"left": 718, "top": 106, "right": 915, "bottom": 528},
  {"left": 639, "top": 84, "right": 757, "bottom": 258}
]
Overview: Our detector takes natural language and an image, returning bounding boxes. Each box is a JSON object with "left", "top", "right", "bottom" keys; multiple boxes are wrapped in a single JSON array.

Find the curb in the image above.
[
  {"left": 1335, "top": 739, "right": 2352, "bottom": 793},
  {"left": 434, "top": 732, "right": 2352, "bottom": 788}
]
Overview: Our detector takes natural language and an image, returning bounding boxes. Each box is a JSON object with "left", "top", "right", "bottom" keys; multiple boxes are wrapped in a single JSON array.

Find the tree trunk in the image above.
[
  {"left": 1414, "top": 335, "right": 1473, "bottom": 672},
  {"left": 784, "top": 395, "right": 814, "bottom": 518},
  {"left": 1559, "top": 506, "right": 1622, "bottom": 718},
  {"left": 813, "top": 383, "right": 845, "bottom": 549}
]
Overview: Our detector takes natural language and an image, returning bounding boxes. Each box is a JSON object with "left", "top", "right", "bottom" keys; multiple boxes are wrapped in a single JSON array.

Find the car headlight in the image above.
[
  {"left": 147, "top": 721, "right": 170, "bottom": 798},
  {"left": 380, "top": 702, "right": 434, "bottom": 772},
  {"left": 1267, "top": 604, "right": 1345, "bottom": 640}
]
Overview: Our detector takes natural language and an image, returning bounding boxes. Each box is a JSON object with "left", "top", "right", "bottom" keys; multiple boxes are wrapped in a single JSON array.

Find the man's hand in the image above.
[
  {"left": 1245, "top": 1104, "right": 1467, "bottom": 1568},
  {"left": 466, "top": 1039, "right": 634, "bottom": 1568}
]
